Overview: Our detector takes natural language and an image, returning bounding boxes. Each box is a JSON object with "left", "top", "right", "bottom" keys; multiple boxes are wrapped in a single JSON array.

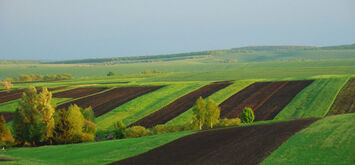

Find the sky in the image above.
[{"left": 0, "top": 0, "right": 354, "bottom": 60}]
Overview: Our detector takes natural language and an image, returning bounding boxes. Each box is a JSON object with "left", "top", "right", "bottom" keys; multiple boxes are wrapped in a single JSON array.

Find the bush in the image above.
[
  {"left": 107, "top": 71, "right": 115, "bottom": 76},
  {"left": 241, "top": 107, "right": 254, "bottom": 123},
  {"left": 216, "top": 118, "right": 241, "bottom": 127},
  {"left": 124, "top": 126, "right": 151, "bottom": 138},
  {"left": 80, "top": 107, "right": 95, "bottom": 122},
  {"left": 113, "top": 120, "right": 126, "bottom": 139}
]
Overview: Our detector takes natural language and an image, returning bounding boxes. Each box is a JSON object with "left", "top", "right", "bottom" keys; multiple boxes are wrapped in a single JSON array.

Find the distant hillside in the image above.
[
  {"left": 0, "top": 60, "right": 41, "bottom": 64},
  {"left": 46, "top": 44, "right": 355, "bottom": 64}
]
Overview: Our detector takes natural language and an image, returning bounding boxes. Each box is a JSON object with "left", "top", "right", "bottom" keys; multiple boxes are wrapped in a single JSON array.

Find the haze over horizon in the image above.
[{"left": 0, "top": 0, "right": 354, "bottom": 61}]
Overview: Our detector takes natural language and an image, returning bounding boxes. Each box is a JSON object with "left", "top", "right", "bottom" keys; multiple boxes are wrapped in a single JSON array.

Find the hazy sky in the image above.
[{"left": 0, "top": 0, "right": 354, "bottom": 60}]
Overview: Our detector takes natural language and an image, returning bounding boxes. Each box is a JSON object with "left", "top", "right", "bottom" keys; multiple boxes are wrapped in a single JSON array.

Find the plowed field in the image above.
[
  {"left": 57, "top": 86, "right": 163, "bottom": 117},
  {"left": 327, "top": 78, "right": 355, "bottom": 115},
  {"left": 53, "top": 87, "right": 106, "bottom": 98},
  {"left": 0, "top": 86, "right": 67, "bottom": 104},
  {"left": 111, "top": 118, "right": 318, "bottom": 165},
  {"left": 220, "top": 80, "right": 313, "bottom": 121},
  {"left": 130, "top": 81, "right": 232, "bottom": 128}
]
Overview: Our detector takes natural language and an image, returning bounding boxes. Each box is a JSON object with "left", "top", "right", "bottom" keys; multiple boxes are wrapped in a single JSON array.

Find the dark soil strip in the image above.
[
  {"left": 0, "top": 158, "right": 15, "bottom": 161},
  {"left": 130, "top": 81, "right": 232, "bottom": 128},
  {"left": 220, "top": 80, "right": 313, "bottom": 120},
  {"left": 111, "top": 118, "right": 318, "bottom": 165},
  {"left": 327, "top": 78, "right": 355, "bottom": 115},
  {"left": 0, "top": 112, "right": 15, "bottom": 122},
  {"left": 57, "top": 86, "right": 163, "bottom": 117},
  {"left": 0, "top": 86, "right": 67, "bottom": 104},
  {"left": 254, "top": 80, "right": 314, "bottom": 121},
  {"left": 53, "top": 87, "right": 107, "bottom": 98}
]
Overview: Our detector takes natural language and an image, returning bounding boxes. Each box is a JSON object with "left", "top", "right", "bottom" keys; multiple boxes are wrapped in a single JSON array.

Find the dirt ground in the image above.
[
  {"left": 130, "top": 81, "right": 232, "bottom": 128},
  {"left": 111, "top": 118, "right": 318, "bottom": 165},
  {"left": 57, "top": 86, "right": 163, "bottom": 117},
  {"left": 53, "top": 87, "right": 107, "bottom": 98},
  {"left": 328, "top": 78, "right": 355, "bottom": 115},
  {"left": 219, "top": 80, "right": 313, "bottom": 120}
]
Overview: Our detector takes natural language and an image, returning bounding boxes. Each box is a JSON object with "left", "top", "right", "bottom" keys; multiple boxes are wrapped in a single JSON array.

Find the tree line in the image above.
[{"left": 5, "top": 73, "right": 72, "bottom": 82}]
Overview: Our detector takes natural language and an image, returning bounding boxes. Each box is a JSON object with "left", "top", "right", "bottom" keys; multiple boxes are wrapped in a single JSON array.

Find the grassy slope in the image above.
[
  {"left": 0, "top": 131, "right": 195, "bottom": 165},
  {"left": 0, "top": 98, "right": 70, "bottom": 113},
  {"left": 275, "top": 77, "right": 349, "bottom": 119},
  {"left": 166, "top": 80, "right": 255, "bottom": 126},
  {"left": 96, "top": 82, "right": 207, "bottom": 130},
  {"left": 261, "top": 113, "right": 355, "bottom": 165}
]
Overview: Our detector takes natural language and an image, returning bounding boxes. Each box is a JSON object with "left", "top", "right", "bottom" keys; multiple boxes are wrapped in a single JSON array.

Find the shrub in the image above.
[
  {"left": 107, "top": 71, "right": 115, "bottom": 76},
  {"left": 1, "top": 81, "right": 13, "bottom": 92},
  {"left": 80, "top": 106, "right": 95, "bottom": 122},
  {"left": 216, "top": 118, "right": 241, "bottom": 127},
  {"left": 124, "top": 126, "right": 151, "bottom": 138},
  {"left": 241, "top": 107, "right": 254, "bottom": 123},
  {"left": 113, "top": 120, "right": 126, "bottom": 139}
]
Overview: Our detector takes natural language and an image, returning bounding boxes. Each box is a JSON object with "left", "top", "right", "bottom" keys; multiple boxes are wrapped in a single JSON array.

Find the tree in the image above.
[
  {"left": 205, "top": 99, "right": 220, "bottom": 128},
  {"left": 80, "top": 106, "right": 95, "bottom": 122},
  {"left": 54, "top": 104, "right": 96, "bottom": 144},
  {"left": 1, "top": 81, "right": 13, "bottom": 92},
  {"left": 107, "top": 71, "right": 115, "bottom": 76},
  {"left": 113, "top": 120, "right": 126, "bottom": 139},
  {"left": 54, "top": 104, "right": 84, "bottom": 144},
  {"left": 0, "top": 115, "right": 14, "bottom": 147},
  {"left": 192, "top": 96, "right": 207, "bottom": 130},
  {"left": 13, "top": 86, "right": 55, "bottom": 146},
  {"left": 241, "top": 107, "right": 254, "bottom": 123}
]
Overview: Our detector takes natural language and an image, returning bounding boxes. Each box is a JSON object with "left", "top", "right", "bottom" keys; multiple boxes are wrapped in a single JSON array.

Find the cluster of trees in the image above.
[
  {"left": 109, "top": 97, "right": 254, "bottom": 140},
  {"left": 140, "top": 70, "right": 162, "bottom": 74},
  {"left": 1, "top": 81, "right": 13, "bottom": 91},
  {"left": 0, "top": 86, "right": 96, "bottom": 147},
  {"left": 6, "top": 73, "right": 72, "bottom": 82}
]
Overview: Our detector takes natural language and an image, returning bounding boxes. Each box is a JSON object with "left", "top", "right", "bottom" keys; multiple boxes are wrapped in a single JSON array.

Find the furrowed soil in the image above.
[
  {"left": 57, "top": 86, "right": 163, "bottom": 117},
  {"left": 0, "top": 86, "right": 67, "bottom": 104},
  {"left": 111, "top": 118, "right": 318, "bottom": 165},
  {"left": 220, "top": 80, "right": 313, "bottom": 121},
  {"left": 327, "top": 78, "right": 355, "bottom": 115},
  {"left": 130, "top": 81, "right": 232, "bottom": 128},
  {"left": 53, "top": 87, "right": 107, "bottom": 98}
]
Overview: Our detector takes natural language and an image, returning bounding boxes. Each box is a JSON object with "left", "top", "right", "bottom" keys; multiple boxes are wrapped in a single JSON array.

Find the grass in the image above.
[
  {"left": 166, "top": 80, "right": 255, "bottom": 126},
  {"left": 96, "top": 82, "right": 207, "bottom": 130},
  {"left": 0, "top": 130, "right": 195, "bottom": 165},
  {"left": 0, "top": 98, "right": 71, "bottom": 113},
  {"left": 274, "top": 77, "right": 349, "bottom": 119},
  {"left": 261, "top": 113, "right": 355, "bottom": 165}
]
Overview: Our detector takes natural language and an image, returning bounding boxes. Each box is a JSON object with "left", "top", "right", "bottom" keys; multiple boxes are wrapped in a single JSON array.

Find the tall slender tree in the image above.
[
  {"left": 205, "top": 99, "right": 220, "bottom": 128},
  {"left": 192, "top": 96, "right": 207, "bottom": 130}
]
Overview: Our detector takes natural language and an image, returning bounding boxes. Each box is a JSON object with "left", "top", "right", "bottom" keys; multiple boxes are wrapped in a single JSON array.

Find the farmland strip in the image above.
[
  {"left": 220, "top": 80, "right": 312, "bottom": 120},
  {"left": 254, "top": 80, "right": 313, "bottom": 121},
  {"left": 0, "top": 86, "right": 67, "bottom": 104},
  {"left": 57, "top": 86, "right": 163, "bottom": 117},
  {"left": 130, "top": 81, "right": 232, "bottom": 128},
  {"left": 327, "top": 78, "right": 355, "bottom": 115},
  {"left": 53, "top": 87, "right": 107, "bottom": 98},
  {"left": 111, "top": 118, "right": 318, "bottom": 165}
]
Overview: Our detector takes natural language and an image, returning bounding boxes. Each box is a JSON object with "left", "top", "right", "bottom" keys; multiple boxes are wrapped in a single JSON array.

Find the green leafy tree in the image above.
[
  {"left": 205, "top": 99, "right": 220, "bottom": 128},
  {"left": 13, "top": 86, "right": 55, "bottom": 146},
  {"left": 241, "top": 107, "right": 254, "bottom": 123},
  {"left": 113, "top": 120, "right": 126, "bottom": 139},
  {"left": 80, "top": 106, "right": 95, "bottom": 122},
  {"left": 192, "top": 96, "right": 207, "bottom": 130},
  {"left": 0, "top": 115, "right": 14, "bottom": 147},
  {"left": 107, "top": 71, "right": 115, "bottom": 76}
]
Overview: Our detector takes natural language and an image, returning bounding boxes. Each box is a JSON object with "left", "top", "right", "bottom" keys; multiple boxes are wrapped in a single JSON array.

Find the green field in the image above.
[
  {"left": 0, "top": 131, "right": 195, "bottom": 165},
  {"left": 0, "top": 98, "right": 71, "bottom": 113},
  {"left": 96, "top": 82, "right": 207, "bottom": 130},
  {"left": 261, "top": 113, "right": 355, "bottom": 165},
  {"left": 275, "top": 77, "right": 349, "bottom": 119}
]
